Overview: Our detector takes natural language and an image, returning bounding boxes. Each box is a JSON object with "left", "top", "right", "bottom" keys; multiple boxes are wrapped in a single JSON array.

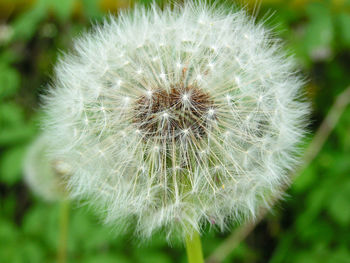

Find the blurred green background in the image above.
[{"left": 0, "top": 0, "right": 349, "bottom": 262}]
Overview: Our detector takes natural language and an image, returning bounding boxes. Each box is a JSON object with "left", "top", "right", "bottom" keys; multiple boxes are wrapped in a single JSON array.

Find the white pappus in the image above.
[
  {"left": 23, "top": 134, "right": 71, "bottom": 201},
  {"left": 42, "top": 2, "right": 309, "bottom": 239}
]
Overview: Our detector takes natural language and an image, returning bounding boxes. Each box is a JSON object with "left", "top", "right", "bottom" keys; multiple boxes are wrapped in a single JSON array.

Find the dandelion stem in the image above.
[
  {"left": 58, "top": 200, "right": 70, "bottom": 263},
  {"left": 185, "top": 230, "right": 204, "bottom": 263}
]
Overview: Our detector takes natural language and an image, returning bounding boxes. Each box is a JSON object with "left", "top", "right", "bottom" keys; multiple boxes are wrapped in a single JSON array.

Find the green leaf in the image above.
[
  {"left": 11, "top": 0, "right": 49, "bottom": 41},
  {"left": 50, "top": 0, "right": 75, "bottom": 21},
  {"left": 0, "top": 145, "right": 27, "bottom": 185},
  {"left": 68, "top": 208, "right": 122, "bottom": 253},
  {"left": 298, "top": 221, "right": 333, "bottom": 243},
  {"left": 81, "top": 0, "right": 104, "bottom": 19},
  {"left": 0, "top": 64, "right": 20, "bottom": 100},
  {"left": 0, "top": 218, "right": 18, "bottom": 242},
  {"left": 269, "top": 233, "right": 295, "bottom": 263},
  {"left": 135, "top": 251, "right": 172, "bottom": 263},
  {"left": 0, "top": 125, "right": 37, "bottom": 146},
  {"left": 0, "top": 50, "right": 21, "bottom": 64},
  {"left": 20, "top": 240, "right": 45, "bottom": 263},
  {"left": 336, "top": 13, "right": 350, "bottom": 47},
  {"left": 327, "top": 180, "right": 350, "bottom": 225},
  {"left": 0, "top": 102, "right": 24, "bottom": 125},
  {"left": 292, "top": 165, "right": 317, "bottom": 193},
  {"left": 0, "top": 218, "right": 21, "bottom": 262},
  {"left": 303, "top": 2, "right": 334, "bottom": 59},
  {"left": 328, "top": 247, "right": 350, "bottom": 263},
  {"left": 0, "top": 103, "right": 38, "bottom": 145},
  {"left": 22, "top": 202, "right": 62, "bottom": 251},
  {"left": 84, "top": 254, "right": 130, "bottom": 263}
]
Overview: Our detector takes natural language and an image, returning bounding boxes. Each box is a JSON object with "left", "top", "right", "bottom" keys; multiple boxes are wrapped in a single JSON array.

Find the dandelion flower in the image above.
[
  {"left": 43, "top": 2, "right": 309, "bottom": 240},
  {"left": 23, "top": 134, "right": 71, "bottom": 201}
]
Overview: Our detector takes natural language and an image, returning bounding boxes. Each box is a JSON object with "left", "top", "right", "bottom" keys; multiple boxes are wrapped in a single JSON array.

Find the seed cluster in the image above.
[
  {"left": 133, "top": 84, "right": 215, "bottom": 141},
  {"left": 42, "top": 2, "right": 309, "bottom": 239}
]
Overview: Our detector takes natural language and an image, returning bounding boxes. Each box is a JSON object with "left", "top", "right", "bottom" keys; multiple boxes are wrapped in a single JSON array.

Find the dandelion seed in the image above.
[
  {"left": 234, "top": 76, "right": 241, "bottom": 85},
  {"left": 208, "top": 108, "right": 215, "bottom": 116},
  {"left": 160, "top": 73, "right": 166, "bottom": 80},
  {"left": 116, "top": 79, "right": 123, "bottom": 87},
  {"left": 198, "top": 19, "right": 205, "bottom": 25},
  {"left": 182, "top": 93, "right": 190, "bottom": 101}
]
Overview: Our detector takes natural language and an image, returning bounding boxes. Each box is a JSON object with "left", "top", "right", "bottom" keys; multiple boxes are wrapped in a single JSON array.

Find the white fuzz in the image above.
[
  {"left": 43, "top": 2, "right": 309, "bottom": 239},
  {"left": 23, "top": 135, "right": 70, "bottom": 201}
]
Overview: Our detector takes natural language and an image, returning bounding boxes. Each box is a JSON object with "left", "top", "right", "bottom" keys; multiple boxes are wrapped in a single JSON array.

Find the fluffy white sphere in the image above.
[
  {"left": 23, "top": 134, "right": 70, "bottom": 201},
  {"left": 43, "top": 2, "right": 308, "bottom": 238}
]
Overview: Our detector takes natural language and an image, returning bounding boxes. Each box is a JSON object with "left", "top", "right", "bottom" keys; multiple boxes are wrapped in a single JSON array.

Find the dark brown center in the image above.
[{"left": 133, "top": 84, "right": 215, "bottom": 141}]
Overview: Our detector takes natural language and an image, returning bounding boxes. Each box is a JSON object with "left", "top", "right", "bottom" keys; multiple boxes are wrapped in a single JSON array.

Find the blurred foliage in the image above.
[{"left": 0, "top": 0, "right": 349, "bottom": 262}]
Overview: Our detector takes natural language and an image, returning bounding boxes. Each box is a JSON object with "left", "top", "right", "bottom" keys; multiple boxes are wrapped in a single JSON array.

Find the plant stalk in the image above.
[
  {"left": 58, "top": 200, "right": 70, "bottom": 263},
  {"left": 185, "top": 230, "right": 204, "bottom": 263}
]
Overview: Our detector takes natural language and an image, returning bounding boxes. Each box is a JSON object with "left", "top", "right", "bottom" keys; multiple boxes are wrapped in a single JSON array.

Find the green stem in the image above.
[
  {"left": 58, "top": 200, "right": 70, "bottom": 263},
  {"left": 185, "top": 230, "right": 204, "bottom": 263}
]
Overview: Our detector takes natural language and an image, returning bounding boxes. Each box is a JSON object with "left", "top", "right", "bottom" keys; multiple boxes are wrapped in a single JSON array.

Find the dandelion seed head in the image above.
[
  {"left": 23, "top": 135, "right": 69, "bottom": 201},
  {"left": 43, "top": 2, "right": 309, "bottom": 239}
]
